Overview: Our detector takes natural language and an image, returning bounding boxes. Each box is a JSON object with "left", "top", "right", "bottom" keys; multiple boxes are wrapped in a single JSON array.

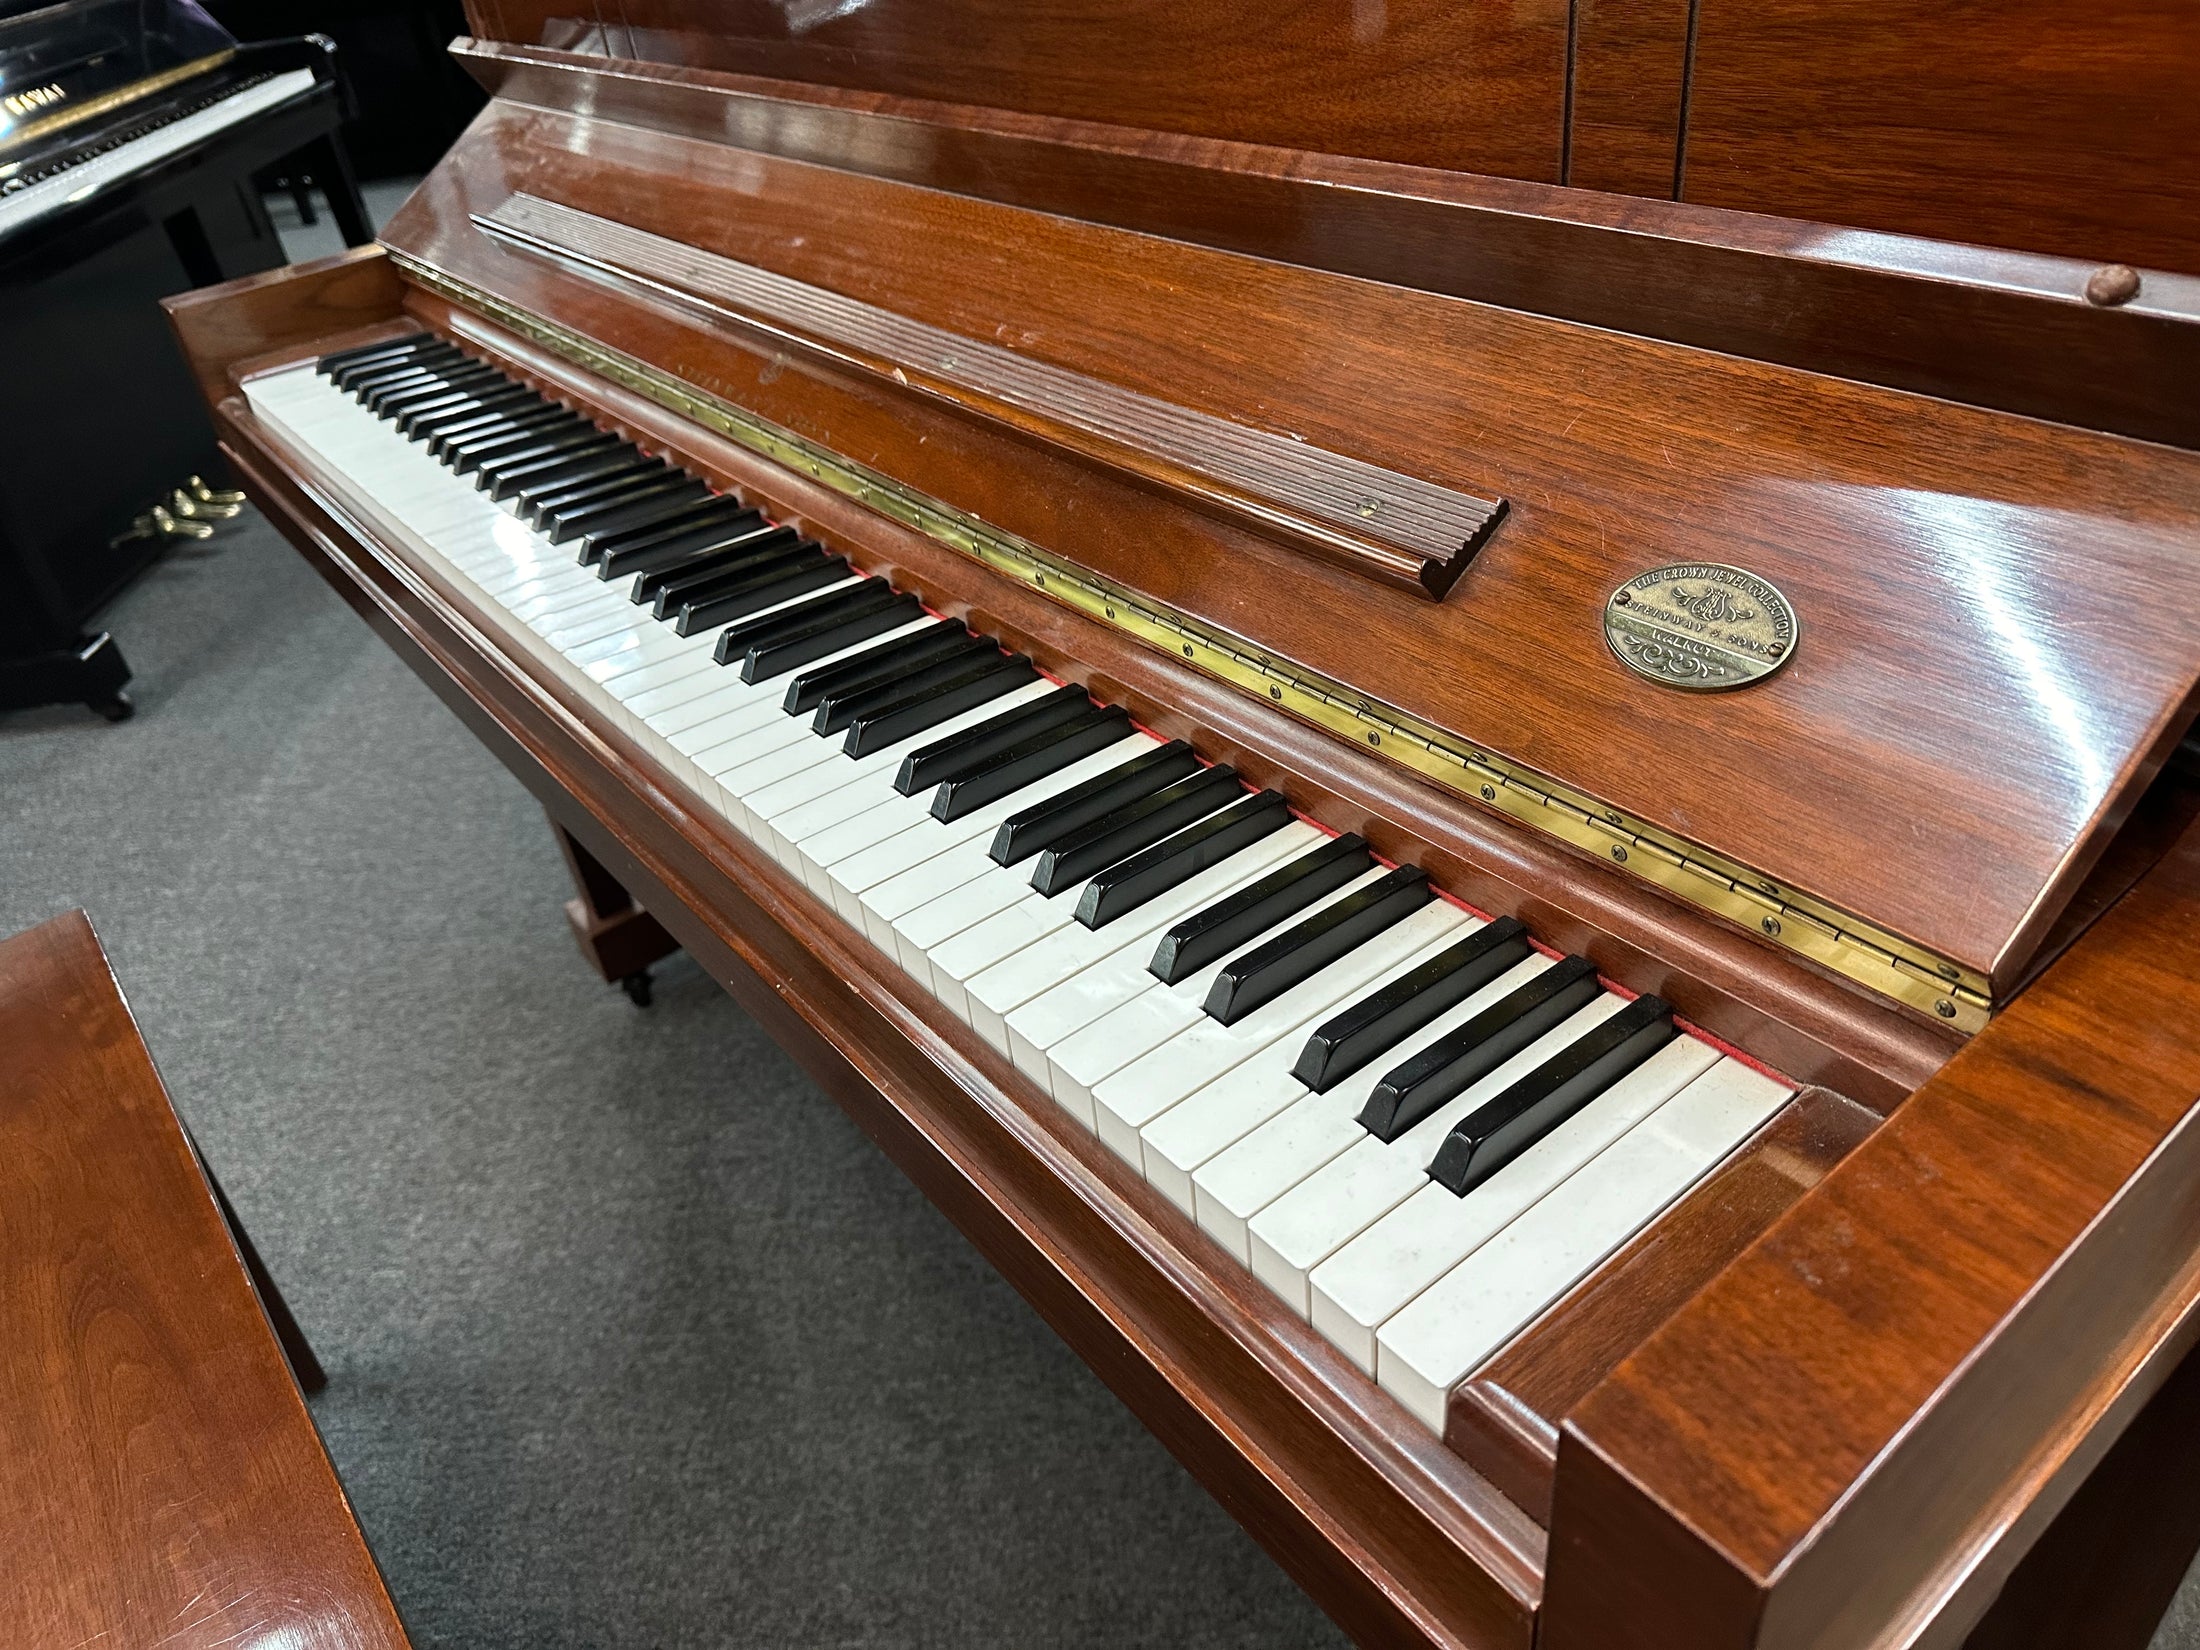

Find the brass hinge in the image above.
[{"left": 396, "top": 253, "right": 1993, "bottom": 1033}]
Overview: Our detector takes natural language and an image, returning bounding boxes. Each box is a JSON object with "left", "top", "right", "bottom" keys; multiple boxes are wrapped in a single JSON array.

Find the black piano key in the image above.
[
  {"left": 547, "top": 476, "right": 710, "bottom": 545},
  {"left": 330, "top": 337, "right": 456, "bottom": 386},
  {"left": 389, "top": 383, "right": 521, "bottom": 440},
  {"left": 438, "top": 405, "right": 574, "bottom": 465},
  {"left": 1426, "top": 995, "right": 1678, "bottom": 1196},
  {"left": 482, "top": 433, "right": 623, "bottom": 497},
  {"left": 709, "top": 577, "right": 882, "bottom": 660},
  {"left": 1201, "top": 866, "right": 1432, "bottom": 1026},
  {"left": 1148, "top": 832, "right": 1374, "bottom": 987},
  {"left": 1030, "top": 765, "right": 1245, "bottom": 898},
  {"left": 340, "top": 348, "right": 462, "bottom": 396},
  {"left": 894, "top": 683, "right": 1094, "bottom": 795},
  {"left": 743, "top": 590, "right": 926, "bottom": 682},
  {"left": 840, "top": 653, "right": 1037, "bottom": 756},
  {"left": 370, "top": 366, "right": 502, "bottom": 418},
  {"left": 989, "top": 741, "right": 1202, "bottom": 866},
  {"left": 484, "top": 435, "right": 630, "bottom": 496},
  {"left": 363, "top": 362, "right": 496, "bottom": 413},
  {"left": 811, "top": 635, "right": 998, "bottom": 732},
  {"left": 591, "top": 502, "right": 762, "bottom": 574},
  {"left": 521, "top": 460, "right": 668, "bottom": 525},
  {"left": 1290, "top": 916, "right": 1533, "bottom": 1094},
  {"left": 678, "top": 552, "right": 848, "bottom": 634},
  {"left": 931, "top": 706, "right": 1133, "bottom": 822},
  {"left": 402, "top": 383, "right": 534, "bottom": 439},
  {"left": 345, "top": 362, "right": 446, "bottom": 404},
  {"left": 1075, "top": 789, "right": 1293, "bottom": 929},
  {"left": 636, "top": 528, "right": 807, "bottom": 606},
  {"left": 317, "top": 333, "right": 432, "bottom": 376},
  {"left": 786, "top": 622, "right": 976, "bottom": 717},
  {"left": 659, "top": 541, "right": 828, "bottom": 620},
  {"left": 1353, "top": 955, "right": 1602, "bottom": 1144},
  {"left": 402, "top": 387, "right": 530, "bottom": 440}
]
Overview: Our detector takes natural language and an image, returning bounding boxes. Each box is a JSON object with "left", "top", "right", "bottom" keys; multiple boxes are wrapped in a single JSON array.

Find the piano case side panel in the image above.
[{"left": 1541, "top": 822, "right": 2200, "bottom": 1649}]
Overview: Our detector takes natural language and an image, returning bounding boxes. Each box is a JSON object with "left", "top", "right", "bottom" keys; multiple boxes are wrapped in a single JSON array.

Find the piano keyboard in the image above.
[
  {"left": 0, "top": 68, "right": 319, "bottom": 241},
  {"left": 244, "top": 335, "right": 1796, "bottom": 1434}
]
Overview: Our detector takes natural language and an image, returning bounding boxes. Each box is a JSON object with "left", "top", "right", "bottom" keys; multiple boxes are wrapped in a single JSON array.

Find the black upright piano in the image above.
[{"left": 0, "top": 0, "right": 368, "bottom": 720}]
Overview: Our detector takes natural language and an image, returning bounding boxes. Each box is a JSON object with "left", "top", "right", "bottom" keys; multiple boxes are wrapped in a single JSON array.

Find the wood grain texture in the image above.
[
  {"left": 1543, "top": 818, "right": 2200, "bottom": 1648},
  {"left": 163, "top": 242, "right": 402, "bottom": 412},
  {"left": 375, "top": 104, "right": 2200, "bottom": 1001},
  {"left": 169, "top": 207, "right": 2200, "bottom": 1650},
  {"left": 1565, "top": 0, "right": 1690, "bottom": 195},
  {"left": 470, "top": 0, "right": 1570, "bottom": 180},
  {"left": 1447, "top": 1085, "right": 1877, "bottom": 1523},
  {"left": 393, "top": 284, "right": 1951, "bottom": 1105},
  {"left": 1679, "top": 0, "right": 2200, "bottom": 273},
  {"left": 481, "top": 191, "right": 1505, "bottom": 598},
  {"left": 0, "top": 910, "right": 409, "bottom": 1650},
  {"left": 455, "top": 39, "right": 2200, "bottom": 453}
]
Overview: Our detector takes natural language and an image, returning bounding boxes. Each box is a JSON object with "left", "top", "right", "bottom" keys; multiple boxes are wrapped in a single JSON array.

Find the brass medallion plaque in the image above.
[{"left": 1605, "top": 563, "right": 1797, "bottom": 691}]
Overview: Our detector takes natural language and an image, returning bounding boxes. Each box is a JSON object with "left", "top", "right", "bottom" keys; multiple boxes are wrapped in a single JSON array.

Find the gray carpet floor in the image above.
[{"left": 0, "top": 514, "right": 1352, "bottom": 1648}]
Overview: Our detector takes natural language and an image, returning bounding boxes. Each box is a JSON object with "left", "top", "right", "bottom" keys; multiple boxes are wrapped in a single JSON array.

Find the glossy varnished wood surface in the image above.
[
  {"left": 1679, "top": 0, "right": 2200, "bottom": 274},
  {"left": 456, "top": 41, "right": 2200, "bottom": 455},
  {"left": 465, "top": 0, "right": 1569, "bottom": 181},
  {"left": 0, "top": 910, "right": 409, "bottom": 1650},
  {"left": 380, "top": 102, "right": 2200, "bottom": 999},
  {"left": 1564, "top": 0, "right": 1689, "bottom": 196},
  {"left": 1446, "top": 1085, "right": 1877, "bottom": 1524},
  {"left": 392, "top": 281, "right": 1948, "bottom": 1103},
  {"left": 172, "top": 233, "right": 2200, "bottom": 1650},
  {"left": 1543, "top": 818, "right": 2200, "bottom": 1648}
]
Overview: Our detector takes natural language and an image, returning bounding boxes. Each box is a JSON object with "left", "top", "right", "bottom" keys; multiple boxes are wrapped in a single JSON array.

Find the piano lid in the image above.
[
  {"left": 371, "top": 73, "right": 2200, "bottom": 1028},
  {"left": 0, "top": 0, "right": 234, "bottom": 158}
]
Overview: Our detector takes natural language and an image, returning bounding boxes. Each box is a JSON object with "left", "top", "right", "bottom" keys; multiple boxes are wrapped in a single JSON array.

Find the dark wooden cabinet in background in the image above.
[{"left": 466, "top": 0, "right": 2200, "bottom": 272}]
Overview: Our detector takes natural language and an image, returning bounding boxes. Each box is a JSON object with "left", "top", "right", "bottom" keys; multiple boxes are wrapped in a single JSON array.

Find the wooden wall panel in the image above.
[
  {"left": 465, "top": 0, "right": 1572, "bottom": 180},
  {"left": 1564, "top": 0, "right": 1690, "bottom": 196},
  {"left": 1677, "top": 0, "right": 2200, "bottom": 272}
]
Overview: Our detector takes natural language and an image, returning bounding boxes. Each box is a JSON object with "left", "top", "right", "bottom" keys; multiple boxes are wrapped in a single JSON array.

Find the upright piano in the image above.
[
  {"left": 164, "top": 6, "right": 2200, "bottom": 1645},
  {"left": 0, "top": 0, "right": 367, "bottom": 718}
]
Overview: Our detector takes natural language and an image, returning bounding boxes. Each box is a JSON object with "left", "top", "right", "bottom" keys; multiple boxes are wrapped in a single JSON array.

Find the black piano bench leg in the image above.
[
  {"left": 549, "top": 816, "right": 681, "bottom": 1003},
  {"left": 0, "top": 631, "right": 134, "bottom": 722}
]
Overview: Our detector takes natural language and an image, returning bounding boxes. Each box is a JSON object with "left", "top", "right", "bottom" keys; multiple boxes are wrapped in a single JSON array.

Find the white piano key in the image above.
[
  {"left": 1306, "top": 1033, "right": 1720, "bottom": 1371},
  {"left": 959, "top": 821, "right": 1315, "bottom": 1056},
  {"left": 1143, "top": 951, "right": 1543, "bottom": 1225},
  {"left": 1028, "top": 862, "right": 1392, "bottom": 1107},
  {"left": 745, "top": 681, "right": 1060, "bottom": 870},
  {"left": 816, "top": 735, "right": 1160, "bottom": 915},
  {"left": 1246, "top": 994, "right": 1629, "bottom": 1315},
  {"left": 1086, "top": 900, "right": 1468, "bottom": 1158},
  {"left": 1374, "top": 1057, "right": 1794, "bottom": 1431}
]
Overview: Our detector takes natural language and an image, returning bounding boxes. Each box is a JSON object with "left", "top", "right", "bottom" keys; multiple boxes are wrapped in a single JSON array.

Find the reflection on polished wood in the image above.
[
  {"left": 162, "top": 12, "right": 2200, "bottom": 1643},
  {"left": 0, "top": 910, "right": 409, "bottom": 1650}
]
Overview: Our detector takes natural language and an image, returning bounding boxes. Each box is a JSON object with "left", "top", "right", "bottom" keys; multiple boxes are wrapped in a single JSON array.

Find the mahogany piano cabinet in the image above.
[
  {"left": 161, "top": 5, "right": 2200, "bottom": 1645},
  {"left": 0, "top": 909, "right": 410, "bottom": 1650}
]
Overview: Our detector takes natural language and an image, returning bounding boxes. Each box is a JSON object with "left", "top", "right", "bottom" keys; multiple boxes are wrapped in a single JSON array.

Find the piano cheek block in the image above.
[{"left": 1426, "top": 997, "right": 1678, "bottom": 1195}]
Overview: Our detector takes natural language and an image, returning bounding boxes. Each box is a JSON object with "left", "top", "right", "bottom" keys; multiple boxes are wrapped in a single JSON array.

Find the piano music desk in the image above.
[{"left": 0, "top": 909, "right": 409, "bottom": 1650}]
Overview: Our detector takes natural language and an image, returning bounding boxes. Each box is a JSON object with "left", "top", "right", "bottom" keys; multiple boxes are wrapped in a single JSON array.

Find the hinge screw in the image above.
[
  {"left": 1611, "top": 845, "right": 1629, "bottom": 863},
  {"left": 1762, "top": 916, "right": 1782, "bottom": 937},
  {"left": 1936, "top": 998, "right": 1959, "bottom": 1019},
  {"left": 1480, "top": 784, "right": 1496, "bottom": 801}
]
